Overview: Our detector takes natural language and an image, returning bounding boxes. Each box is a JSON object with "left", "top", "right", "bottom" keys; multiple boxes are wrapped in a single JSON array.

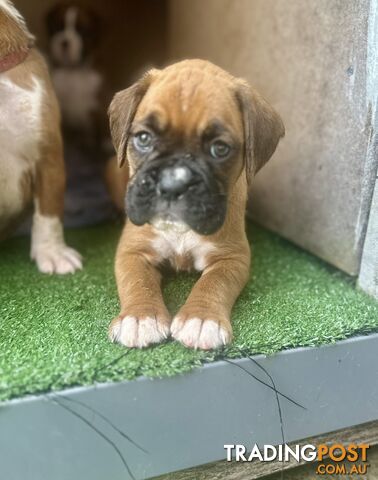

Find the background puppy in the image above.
[
  {"left": 108, "top": 59, "right": 284, "bottom": 350},
  {"left": 46, "top": 2, "right": 125, "bottom": 223},
  {"left": 0, "top": 0, "right": 82, "bottom": 274},
  {"left": 46, "top": 2, "right": 110, "bottom": 150}
]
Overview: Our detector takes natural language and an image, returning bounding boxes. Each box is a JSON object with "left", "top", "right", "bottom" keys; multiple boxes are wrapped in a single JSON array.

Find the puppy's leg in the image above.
[
  {"left": 109, "top": 227, "right": 171, "bottom": 348},
  {"left": 31, "top": 135, "right": 82, "bottom": 274},
  {"left": 171, "top": 243, "right": 250, "bottom": 350}
]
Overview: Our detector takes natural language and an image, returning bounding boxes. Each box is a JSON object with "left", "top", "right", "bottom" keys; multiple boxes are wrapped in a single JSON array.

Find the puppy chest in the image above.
[
  {"left": 52, "top": 69, "right": 102, "bottom": 127},
  {"left": 152, "top": 231, "right": 214, "bottom": 272},
  {"left": 0, "top": 75, "right": 41, "bottom": 222},
  {"left": 0, "top": 75, "right": 43, "bottom": 156}
]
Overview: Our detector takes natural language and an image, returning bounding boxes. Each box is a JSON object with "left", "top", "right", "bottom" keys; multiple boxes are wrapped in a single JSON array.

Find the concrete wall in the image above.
[
  {"left": 168, "top": 0, "right": 378, "bottom": 276},
  {"left": 359, "top": 180, "right": 378, "bottom": 298}
]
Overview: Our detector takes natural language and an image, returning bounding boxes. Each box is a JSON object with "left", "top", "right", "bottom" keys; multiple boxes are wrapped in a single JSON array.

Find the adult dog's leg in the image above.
[{"left": 31, "top": 129, "right": 82, "bottom": 274}]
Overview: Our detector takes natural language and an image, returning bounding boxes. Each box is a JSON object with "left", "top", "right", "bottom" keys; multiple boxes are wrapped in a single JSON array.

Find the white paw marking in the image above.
[
  {"left": 32, "top": 245, "right": 82, "bottom": 274},
  {"left": 109, "top": 316, "right": 170, "bottom": 348},
  {"left": 171, "top": 317, "right": 231, "bottom": 350},
  {"left": 31, "top": 207, "right": 82, "bottom": 274}
]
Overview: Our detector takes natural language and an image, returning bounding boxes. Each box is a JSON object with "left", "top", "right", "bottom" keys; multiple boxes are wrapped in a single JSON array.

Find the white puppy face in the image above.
[
  {"left": 46, "top": 4, "right": 99, "bottom": 68},
  {"left": 50, "top": 7, "right": 83, "bottom": 67}
]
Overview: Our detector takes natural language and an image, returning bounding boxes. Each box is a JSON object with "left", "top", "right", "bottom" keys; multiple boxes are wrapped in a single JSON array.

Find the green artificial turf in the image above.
[{"left": 1, "top": 222, "right": 378, "bottom": 402}]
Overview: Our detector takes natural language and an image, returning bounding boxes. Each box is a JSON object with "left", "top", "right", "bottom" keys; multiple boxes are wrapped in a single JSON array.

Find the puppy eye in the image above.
[
  {"left": 133, "top": 131, "right": 153, "bottom": 152},
  {"left": 210, "top": 141, "right": 231, "bottom": 159}
]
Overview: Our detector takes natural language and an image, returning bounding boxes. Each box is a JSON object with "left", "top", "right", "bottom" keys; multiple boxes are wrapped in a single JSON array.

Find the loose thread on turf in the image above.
[
  {"left": 2, "top": 342, "right": 303, "bottom": 480},
  {"left": 49, "top": 395, "right": 136, "bottom": 480},
  {"left": 240, "top": 351, "right": 286, "bottom": 444},
  {"left": 0, "top": 350, "right": 133, "bottom": 399},
  {"left": 1, "top": 343, "right": 297, "bottom": 401},
  {"left": 60, "top": 350, "right": 150, "bottom": 456},
  {"left": 92, "top": 350, "right": 132, "bottom": 378},
  {"left": 239, "top": 350, "right": 286, "bottom": 480},
  {"left": 57, "top": 393, "right": 148, "bottom": 454},
  {"left": 1, "top": 349, "right": 147, "bottom": 480},
  {"left": 222, "top": 358, "right": 306, "bottom": 410}
]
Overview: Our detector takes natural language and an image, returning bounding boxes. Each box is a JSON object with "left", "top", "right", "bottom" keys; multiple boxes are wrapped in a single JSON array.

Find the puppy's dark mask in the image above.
[{"left": 125, "top": 140, "right": 231, "bottom": 235}]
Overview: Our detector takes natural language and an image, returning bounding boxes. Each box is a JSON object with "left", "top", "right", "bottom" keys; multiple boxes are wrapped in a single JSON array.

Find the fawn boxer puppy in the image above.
[
  {"left": 108, "top": 59, "right": 284, "bottom": 349},
  {"left": 0, "top": 0, "right": 82, "bottom": 273}
]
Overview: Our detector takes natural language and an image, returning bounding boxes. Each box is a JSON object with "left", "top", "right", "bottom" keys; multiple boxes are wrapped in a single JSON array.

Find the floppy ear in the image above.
[
  {"left": 236, "top": 80, "right": 285, "bottom": 179},
  {"left": 108, "top": 70, "right": 158, "bottom": 167}
]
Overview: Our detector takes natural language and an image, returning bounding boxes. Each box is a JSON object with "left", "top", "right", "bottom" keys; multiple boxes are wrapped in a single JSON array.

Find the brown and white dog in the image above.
[
  {"left": 46, "top": 2, "right": 123, "bottom": 214},
  {"left": 45, "top": 2, "right": 108, "bottom": 147},
  {"left": 0, "top": 0, "right": 82, "bottom": 274},
  {"left": 108, "top": 60, "right": 284, "bottom": 350}
]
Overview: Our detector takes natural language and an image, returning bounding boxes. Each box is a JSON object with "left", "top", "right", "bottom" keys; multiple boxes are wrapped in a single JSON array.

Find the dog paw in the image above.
[
  {"left": 32, "top": 245, "right": 83, "bottom": 275},
  {"left": 109, "top": 315, "right": 170, "bottom": 348},
  {"left": 171, "top": 317, "right": 232, "bottom": 350}
]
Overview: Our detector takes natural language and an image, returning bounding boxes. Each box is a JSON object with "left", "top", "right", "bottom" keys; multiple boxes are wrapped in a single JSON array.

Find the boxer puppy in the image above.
[
  {"left": 0, "top": 0, "right": 82, "bottom": 273},
  {"left": 108, "top": 59, "right": 284, "bottom": 349},
  {"left": 46, "top": 3, "right": 121, "bottom": 217},
  {"left": 45, "top": 2, "right": 109, "bottom": 148}
]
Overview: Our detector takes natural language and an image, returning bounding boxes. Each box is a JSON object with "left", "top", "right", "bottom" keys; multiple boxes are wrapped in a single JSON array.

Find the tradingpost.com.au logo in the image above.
[{"left": 224, "top": 443, "right": 370, "bottom": 475}]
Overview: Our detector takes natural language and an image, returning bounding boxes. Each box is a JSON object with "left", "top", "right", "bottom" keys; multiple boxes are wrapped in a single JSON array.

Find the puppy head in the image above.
[
  {"left": 46, "top": 2, "right": 100, "bottom": 67},
  {"left": 0, "top": 1, "right": 34, "bottom": 58},
  {"left": 109, "top": 60, "right": 284, "bottom": 235}
]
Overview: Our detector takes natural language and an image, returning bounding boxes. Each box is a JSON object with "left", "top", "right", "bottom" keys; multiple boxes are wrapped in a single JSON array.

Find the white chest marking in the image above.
[
  {"left": 152, "top": 229, "right": 215, "bottom": 271},
  {"left": 52, "top": 68, "right": 102, "bottom": 128},
  {"left": 0, "top": 74, "right": 43, "bottom": 223}
]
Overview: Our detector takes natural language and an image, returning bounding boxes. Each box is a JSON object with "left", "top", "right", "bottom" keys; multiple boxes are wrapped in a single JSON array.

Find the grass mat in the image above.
[{"left": 1, "top": 222, "right": 378, "bottom": 402}]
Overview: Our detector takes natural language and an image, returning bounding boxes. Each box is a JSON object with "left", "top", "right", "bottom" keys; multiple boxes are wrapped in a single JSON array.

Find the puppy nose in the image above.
[
  {"left": 158, "top": 166, "right": 193, "bottom": 197},
  {"left": 61, "top": 39, "right": 69, "bottom": 51}
]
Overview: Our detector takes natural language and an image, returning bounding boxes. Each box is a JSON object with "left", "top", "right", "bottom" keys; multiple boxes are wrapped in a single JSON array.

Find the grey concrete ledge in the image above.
[{"left": 1, "top": 333, "right": 378, "bottom": 480}]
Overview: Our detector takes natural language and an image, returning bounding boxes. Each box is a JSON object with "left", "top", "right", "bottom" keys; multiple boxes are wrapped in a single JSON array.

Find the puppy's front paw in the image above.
[
  {"left": 171, "top": 316, "right": 232, "bottom": 350},
  {"left": 109, "top": 314, "right": 170, "bottom": 348},
  {"left": 32, "top": 245, "right": 83, "bottom": 275}
]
